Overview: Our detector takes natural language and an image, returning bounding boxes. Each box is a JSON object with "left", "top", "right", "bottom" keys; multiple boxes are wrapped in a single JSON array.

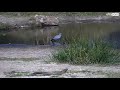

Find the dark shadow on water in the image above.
[
  {"left": 106, "top": 31, "right": 120, "bottom": 49},
  {"left": 0, "top": 44, "right": 29, "bottom": 48},
  {"left": 0, "top": 44, "right": 54, "bottom": 49}
]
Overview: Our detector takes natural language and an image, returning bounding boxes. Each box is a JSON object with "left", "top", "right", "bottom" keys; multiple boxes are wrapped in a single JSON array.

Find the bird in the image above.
[{"left": 51, "top": 33, "right": 62, "bottom": 45}]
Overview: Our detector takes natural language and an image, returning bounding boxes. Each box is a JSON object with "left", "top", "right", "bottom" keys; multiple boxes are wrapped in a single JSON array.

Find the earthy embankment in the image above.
[
  {"left": 0, "top": 15, "right": 120, "bottom": 30},
  {"left": 0, "top": 45, "right": 120, "bottom": 78}
]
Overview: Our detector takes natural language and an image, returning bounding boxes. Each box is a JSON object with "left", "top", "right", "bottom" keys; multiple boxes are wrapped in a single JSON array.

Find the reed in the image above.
[{"left": 52, "top": 38, "right": 120, "bottom": 64}]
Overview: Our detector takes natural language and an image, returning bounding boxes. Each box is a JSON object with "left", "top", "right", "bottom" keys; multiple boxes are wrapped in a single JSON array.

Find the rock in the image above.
[
  {"left": 33, "top": 15, "right": 59, "bottom": 27},
  {"left": 30, "top": 68, "right": 68, "bottom": 76},
  {"left": 0, "top": 15, "right": 59, "bottom": 30}
]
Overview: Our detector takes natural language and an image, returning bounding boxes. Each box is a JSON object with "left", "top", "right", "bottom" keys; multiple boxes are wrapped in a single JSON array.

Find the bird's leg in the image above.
[
  {"left": 52, "top": 41, "right": 55, "bottom": 46},
  {"left": 51, "top": 39, "right": 55, "bottom": 46}
]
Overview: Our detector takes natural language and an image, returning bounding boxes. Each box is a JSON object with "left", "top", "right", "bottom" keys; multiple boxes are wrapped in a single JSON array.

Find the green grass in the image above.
[{"left": 52, "top": 38, "right": 120, "bottom": 65}]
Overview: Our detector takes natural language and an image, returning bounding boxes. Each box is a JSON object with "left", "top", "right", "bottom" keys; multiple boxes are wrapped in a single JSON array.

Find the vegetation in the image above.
[
  {"left": 0, "top": 23, "right": 14, "bottom": 30},
  {"left": 52, "top": 38, "right": 120, "bottom": 65},
  {"left": 0, "top": 12, "right": 107, "bottom": 17},
  {"left": 1, "top": 12, "right": 120, "bottom": 65}
]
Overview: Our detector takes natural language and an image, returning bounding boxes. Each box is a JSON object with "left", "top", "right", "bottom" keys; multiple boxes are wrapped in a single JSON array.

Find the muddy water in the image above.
[{"left": 1, "top": 22, "right": 120, "bottom": 47}]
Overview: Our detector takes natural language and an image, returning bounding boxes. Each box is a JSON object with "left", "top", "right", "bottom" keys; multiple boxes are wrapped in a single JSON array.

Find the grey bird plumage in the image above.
[{"left": 51, "top": 33, "right": 62, "bottom": 45}]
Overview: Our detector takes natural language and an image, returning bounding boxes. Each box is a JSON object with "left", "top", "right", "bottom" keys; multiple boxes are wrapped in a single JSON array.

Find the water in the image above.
[{"left": 1, "top": 22, "right": 120, "bottom": 48}]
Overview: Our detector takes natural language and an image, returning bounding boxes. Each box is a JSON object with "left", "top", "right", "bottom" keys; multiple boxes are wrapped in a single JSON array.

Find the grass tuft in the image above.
[{"left": 52, "top": 38, "right": 120, "bottom": 65}]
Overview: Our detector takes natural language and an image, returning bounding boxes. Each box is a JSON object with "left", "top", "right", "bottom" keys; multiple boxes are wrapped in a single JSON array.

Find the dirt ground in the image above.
[{"left": 0, "top": 45, "right": 120, "bottom": 78}]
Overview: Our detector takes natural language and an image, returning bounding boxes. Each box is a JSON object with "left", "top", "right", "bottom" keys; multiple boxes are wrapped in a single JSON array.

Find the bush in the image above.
[{"left": 52, "top": 38, "right": 120, "bottom": 65}]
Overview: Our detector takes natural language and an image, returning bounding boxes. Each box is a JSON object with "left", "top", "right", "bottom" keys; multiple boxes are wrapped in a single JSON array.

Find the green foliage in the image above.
[
  {"left": 0, "top": 23, "right": 12, "bottom": 30},
  {"left": 52, "top": 38, "right": 120, "bottom": 65}
]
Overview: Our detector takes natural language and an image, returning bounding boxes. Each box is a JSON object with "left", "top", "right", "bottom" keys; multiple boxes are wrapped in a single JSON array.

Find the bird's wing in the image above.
[{"left": 53, "top": 35, "right": 61, "bottom": 40}]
